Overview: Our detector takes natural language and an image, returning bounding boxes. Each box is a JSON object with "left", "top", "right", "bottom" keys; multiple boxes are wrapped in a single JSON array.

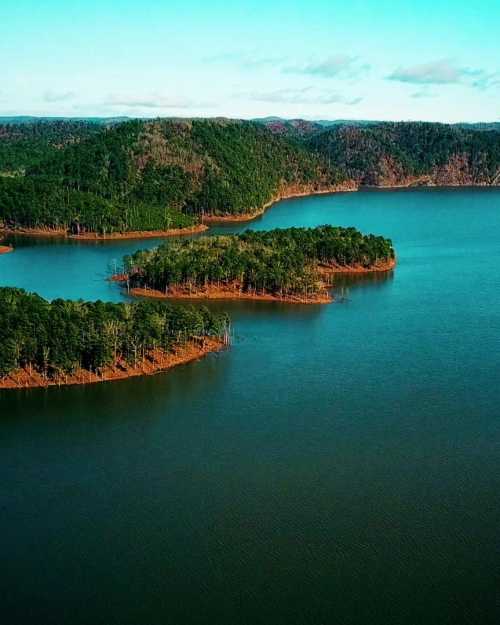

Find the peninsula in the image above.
[{"left": 0, "top": 288, "right": 230, "bottom": 389}]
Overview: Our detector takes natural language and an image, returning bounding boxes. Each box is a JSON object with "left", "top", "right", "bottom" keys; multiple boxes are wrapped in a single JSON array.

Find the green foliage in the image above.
[
  {"left": 0, "top": 119, "right": 335, "bottom": 233},
  {"left": 0, "top": 287, "right": 229, "bottom": 378},
  {"left": 2, "top": 119, "right": 498, "bottom": 234},
  {"left": 309, "top": 122, "right": 500, "bottom": 184},
  {"left": 0, "top": 121, "right": 102, "bottom": 173},
  {"left": 125, "top": 225, "right": 394, "bottom": 298}
]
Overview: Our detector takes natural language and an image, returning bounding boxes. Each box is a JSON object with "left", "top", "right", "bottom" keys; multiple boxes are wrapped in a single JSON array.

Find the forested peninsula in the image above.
[
  {"left": 1, "top": 119, "right": 498, "bottom": 237},
  {"left": 120, "top": 226, "right": 395, "bottom": 304},
  {"left": 0, "top": 288, "right": 229, "bottom": 389}
]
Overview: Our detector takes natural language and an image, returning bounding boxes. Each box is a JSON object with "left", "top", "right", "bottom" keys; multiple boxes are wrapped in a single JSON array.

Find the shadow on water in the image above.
[{"left": 330, "top": 267, "right": 395, "bottom": 293}]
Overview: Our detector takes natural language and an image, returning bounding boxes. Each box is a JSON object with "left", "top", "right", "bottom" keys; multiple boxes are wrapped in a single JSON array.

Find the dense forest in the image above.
[
  {"left": 124, "top": 225, "right": 395, "bottom": 301},
  {"left": 0, "top": 119, "right": 335, "bottom": 234},
  {"left": 0, "top": 121, "right": 104, "bottom": 173},
  {"left": 0, "top": 119, "right": 499, "bottom": 235},
  {"left": 0, "top": 287, "right": 229, "bottom": 382},
  {"left": 308, "top": 122, "right": 500, "bottom": 185}
]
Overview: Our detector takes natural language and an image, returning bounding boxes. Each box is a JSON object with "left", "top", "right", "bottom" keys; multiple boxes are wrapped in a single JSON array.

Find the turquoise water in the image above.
[{"left": 1, "top": 189, "right": 499, "bottom": 624}]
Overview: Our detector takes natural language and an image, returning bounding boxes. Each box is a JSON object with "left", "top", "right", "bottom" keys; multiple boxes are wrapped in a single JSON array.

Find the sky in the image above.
[{"left": 1, "top": 0, "right": 499, "bottom": 122}]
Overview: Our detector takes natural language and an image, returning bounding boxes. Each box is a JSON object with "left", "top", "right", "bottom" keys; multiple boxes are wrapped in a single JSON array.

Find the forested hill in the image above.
[
  {"left": 0, "top": 118, "right": 499, "bottom": 235},
  {"left": 0, "top": 121, "right": 104, "bottom": 173},
  {"left": 0, "top": 119, "right": 337, "bottom": 234},
  {"left": 308, "top": 122, "right": 500, "bottom": 186}
]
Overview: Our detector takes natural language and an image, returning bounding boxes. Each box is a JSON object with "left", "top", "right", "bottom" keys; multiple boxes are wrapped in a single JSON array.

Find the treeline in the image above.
[
  {"left": 0, "top": 287, "right": 229, "bottom": 379},
  {"left": 0, "top": 176, "right": 195, "bottom": 233},
  {"left": 0, "top": 121, "right": 103, "bottom": 174},
  {"left": 0, "top": 119, "right": 336, "bottom": 234},
  {"left": 124, "top": 225, "right": 395, "bottom": 299},
  {"left": 308, "top": 122, "right": 500, "bottom": 185},
  {"left": 1, "top": 119, "right": 499, "bottom": 235}
]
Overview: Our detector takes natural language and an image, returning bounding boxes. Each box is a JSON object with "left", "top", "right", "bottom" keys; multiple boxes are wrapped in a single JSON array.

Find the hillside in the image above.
[
  {"left": 0, "top": 121, "right": 105, "bottom": 174},
  {"left": 0, "top": 119, "right": 338, "bottom": 234},
  {"left": 308, "top": 122, "right": 500, "bottom": 186},
  {"left": 0, "top": 119, "right": 499, "bottom": 236}
]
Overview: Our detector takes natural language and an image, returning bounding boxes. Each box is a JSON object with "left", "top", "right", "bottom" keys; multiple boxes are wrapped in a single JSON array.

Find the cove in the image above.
[{"left": 1, "top": 188, "right": 499, "bottom": 625}]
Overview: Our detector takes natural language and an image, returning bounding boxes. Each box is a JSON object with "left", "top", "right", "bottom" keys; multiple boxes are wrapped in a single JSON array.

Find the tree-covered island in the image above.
[{"left": 121, "top": 225, "right": 396, "bottom": 304}]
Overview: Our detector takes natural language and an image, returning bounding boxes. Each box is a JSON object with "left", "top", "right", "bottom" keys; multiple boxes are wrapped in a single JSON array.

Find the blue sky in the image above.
[{"left": 1, "top": 0, "right": 499, "bottom": 121}]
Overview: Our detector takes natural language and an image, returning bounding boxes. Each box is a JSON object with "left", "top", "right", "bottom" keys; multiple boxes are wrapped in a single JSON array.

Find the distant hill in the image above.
[
  {"left": 308, "top": 122, "right": 500, "bottom": 186},
  {"left": 0, "top": 118, "right": 335, "bottom": 234},
  {"left": 0, "top": 121, "right": 109, "bottom": 172},
  {"left": 0, "top": 116, "right": 130, "bottom": 125},
  {"left": 254, "top": 117, "right": 500, "bottom": 137},
  {"left": 0, "top": 118, "right": 499, "bottom": 236},
  {"left": 455, "top": 122, "right": 500, "bottom": 132}
]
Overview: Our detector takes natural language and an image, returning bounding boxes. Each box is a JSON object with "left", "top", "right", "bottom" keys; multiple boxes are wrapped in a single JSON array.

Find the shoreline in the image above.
[
  {"left": 201, "top": 181, "right": 499, "bottom": 224},
  {"left": 202, "top": 181, "right": 358, "bottom": 224},
  {"left": 0, "top": 337, "right": 225, "bottom": 390},
  {"left": 1, "top": 183, "right": 497, "bottom": 237},
  {"left": 317, "top": 257, "right": 397, "bottom": 276},
  {"left": 128, "top": 285, "right": 333, "bottom": 305},
  {"left": 124, "top": 257, "right": 396, "bottom": 305},
  {"left": 0, "top": 223, "right": 208, "bottom": 240}
]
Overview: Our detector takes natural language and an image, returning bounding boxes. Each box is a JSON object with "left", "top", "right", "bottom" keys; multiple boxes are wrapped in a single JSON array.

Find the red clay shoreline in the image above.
[
  {"left": 129, "top": 285, "right": 333, "bottom": 305},
  {"left": 317, "top": 257, "right": 396, "bottom": 275},
  {"left": 0, "top": 224, "right": 208, "bottom": 240},
  {"left": 202, "top": 182, "right": 358, "bottom": 224},
  {"left": 1, "top": 182, "right": 497, "bottom": 236},
  {"left": 0, "top": 338, "right": 225, "bottom": 390},
  {"left": 125, "top": 258, "right": 396, "bottom": 305}
]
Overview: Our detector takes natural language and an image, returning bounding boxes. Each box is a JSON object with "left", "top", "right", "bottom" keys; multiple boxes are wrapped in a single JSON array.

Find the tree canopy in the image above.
[
  {"left": 0, "top": 287, "right": 229, "bottom": 379},
  {"left": 124, "top": 225, "right": 395, "bottom": 299}
]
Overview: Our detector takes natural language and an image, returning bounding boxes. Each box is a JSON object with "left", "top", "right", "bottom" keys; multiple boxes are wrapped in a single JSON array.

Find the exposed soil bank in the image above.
[
  {"left": 129, "top": 284, "right": 333, "bottom": 305},
  {"left": 124, "top": 258, "right": 395, "bottom": 305},
  {"left": 0, "top": 245, "right": 13, "bottom": 254},
  {"left": 0, "top": 338, "right": 225, "bottom": 390},
  {"left": 202, "top": 181, "right": 499, "bottom": 224},
  {"left": 317, "top": 257, "right": 397, "bottom": 277},
  {"left": 0, "top": 224, "right": 208, "bottom": 240},
  {"left": 68, "top": 224, "right": 208, "bottom": 240},
  {"left": 202, "top": 181, "right": 358, "bottom": 224}
]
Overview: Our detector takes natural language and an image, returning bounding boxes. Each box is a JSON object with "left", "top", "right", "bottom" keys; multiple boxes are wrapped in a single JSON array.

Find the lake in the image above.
[{"left": 1, "top": 188, "right": 499, "bottom": 624}]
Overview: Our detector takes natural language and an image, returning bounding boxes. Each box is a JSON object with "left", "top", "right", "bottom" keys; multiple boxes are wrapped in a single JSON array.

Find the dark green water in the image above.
[{"left": 1, "top": 189, "right": 499, "bottom": 625}]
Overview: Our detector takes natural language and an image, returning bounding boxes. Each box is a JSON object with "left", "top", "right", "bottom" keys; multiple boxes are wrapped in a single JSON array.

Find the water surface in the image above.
[{"left": 1, "top": 189, "right": 499, "bottom": 625}]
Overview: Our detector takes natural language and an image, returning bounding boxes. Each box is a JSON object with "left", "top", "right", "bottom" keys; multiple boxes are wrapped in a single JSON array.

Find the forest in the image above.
[
  {"left": 0, "top": 287, "right": 229, "bottom": 381},
  {"left": 0, "top": 119, "right": 499, "bottom": 235},
  {"left": 124, "top": 225, "right": 395, "bottom": 300},
  {"left": 0, "top": 119, "right": 335, "bottom": 234},
  {"left": 308, "top": 122, "right": 500, "bottom": 185},
  {"left": 0, "top": 121, "right": 104, "bottom": 174}
]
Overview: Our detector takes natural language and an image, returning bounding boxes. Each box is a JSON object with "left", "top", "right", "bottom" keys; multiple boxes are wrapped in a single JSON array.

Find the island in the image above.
[
  {"left": 119, "top": 225, "right": 396, "bottom": 304},
  {"left": 0, "top": 287, "right": 230, "bottom": 389}
]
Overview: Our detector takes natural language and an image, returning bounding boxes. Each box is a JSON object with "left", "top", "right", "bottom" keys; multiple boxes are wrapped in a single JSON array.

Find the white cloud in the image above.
[
  {"left": 245, "top": 87, "right": 362, "bottom": 106},
  {"left": 387, "top": 59, "right": 498, "bottom": 90},
  {"left": 104, "top": 94, "right": 212, "bottom": 110},
  {"left": 283, "top": 55, "right": 368, "bottom": 79}
]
